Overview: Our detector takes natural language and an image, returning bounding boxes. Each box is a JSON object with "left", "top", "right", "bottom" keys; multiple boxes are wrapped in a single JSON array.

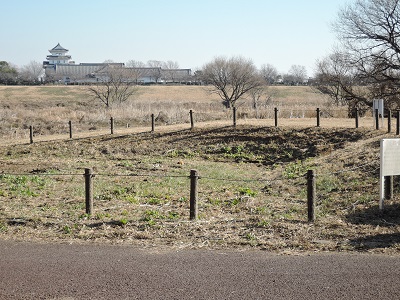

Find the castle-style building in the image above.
[
  {"left": 43, "top": 43, "right": 72, "bottom": 66},
  {"left": 42, "top": 43, "right": 191, "bottom": 84}
]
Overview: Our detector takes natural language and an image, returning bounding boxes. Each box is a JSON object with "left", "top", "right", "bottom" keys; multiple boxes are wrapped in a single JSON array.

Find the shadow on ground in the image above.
[{"left": 346, "top": 203, "right": 400, "bottom": 250}]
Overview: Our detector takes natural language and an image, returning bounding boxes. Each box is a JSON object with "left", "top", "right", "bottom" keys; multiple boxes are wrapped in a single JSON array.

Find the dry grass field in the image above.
[
  {"left": 0, "top": 84, "right": 349, "bottom": 141},
  {"left": 0, "top": 85, "right": 399, "bottom": 254}
]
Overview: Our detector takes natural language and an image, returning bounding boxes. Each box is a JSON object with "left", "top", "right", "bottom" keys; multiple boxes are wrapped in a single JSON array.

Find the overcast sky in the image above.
[{"left": 1, "top": 0, "right": 350, "bottom": 76}]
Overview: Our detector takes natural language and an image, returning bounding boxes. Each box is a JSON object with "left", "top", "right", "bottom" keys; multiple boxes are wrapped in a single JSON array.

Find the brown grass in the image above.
[
  {"left": 0, "top": 85, "right": 343, "bottom": 140},
  {"left": 1, "top": 85, "right": 397, "bottom": 254}
]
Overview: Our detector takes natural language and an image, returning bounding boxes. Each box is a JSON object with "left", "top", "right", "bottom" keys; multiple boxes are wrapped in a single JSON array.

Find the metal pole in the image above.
[
  {"left": 375, "top": 109, "right": 379, "bottom": 130},
  {"left": 110, "top": 117, "right": 114, "bottom": 134},
  {"left": 388, "top": 110, "right": 392, "bottom": 133},
  {"left": 274, "top": 107, "right": 278, "bottom": 127},
  {"left": 316, "top": 108, "right": 320, "bottom": 127},
  {"left": 151, "top": 114, "right": 155, "bottom": 132},
  {"left": 384, "top": 176, "right": 393, "bottom": 200}
]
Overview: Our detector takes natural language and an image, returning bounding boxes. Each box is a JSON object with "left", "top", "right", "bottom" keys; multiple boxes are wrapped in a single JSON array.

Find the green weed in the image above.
[
  {"left": 256, "top": 219, "right": 270, "bottom": 228},
  {"left": 124, "top": 194, "right": 139, "bottom": 204},
  {"left": 282, "top": 160, "right": 309, "bottom": 179},
  {"left": 220, "top": 144, "right": 261, "bottom": 161},
  {"left": 95, "top": 185, "right": 135, "bottom": 201},
  {"left": 245, "top": 233, "right": 256, "bottom": 240},
  {"left": 62, "top": 225, "right": 72, "bottom": 234},
  {"left": 0, "top": 174, "right": 47, "bottom": 197},
  {"left": 0, "top": 222, "right": 7, "bottom": 232},
  {"left": 178, "top": 196, "right": 187, "bottom": 203},
  {"left": 317, "top": 175, "right": 341, "bottom": 193},
  {"left": 142, "top": 209, "right": 165, "bottom": 226},
  {"left": 168, "top": 211, "right": 180, "bottom": 220},
  {"left": 209, "top": 198, "right": 222, "bottom": 206},
  {"left": 119, "top": 218, "right": 129, "bottom": 226},
  {"left": 238, "top": 187, "right": 257, "bottom": 197}
]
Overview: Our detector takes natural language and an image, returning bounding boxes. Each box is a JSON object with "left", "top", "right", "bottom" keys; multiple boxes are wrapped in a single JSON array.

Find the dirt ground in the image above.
[{"left": 0, "top": 120, "right": 399, "bottom": 254}]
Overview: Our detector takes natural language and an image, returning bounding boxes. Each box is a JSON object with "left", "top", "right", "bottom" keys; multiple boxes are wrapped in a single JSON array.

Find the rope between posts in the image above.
[
  {"left": 0, "top": 172, "right": 84, "bottom": 177},
  {"left": 0, "top": 161, "right": 378, "bottom": 184},
  {"left": 95, "top": 173, "right": 189, "bottom": 179}
]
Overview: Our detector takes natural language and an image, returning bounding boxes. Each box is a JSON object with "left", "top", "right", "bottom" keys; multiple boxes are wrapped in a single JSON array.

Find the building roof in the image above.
[{"left": 50, "top": 43, "right": 68, "bottom": 52}]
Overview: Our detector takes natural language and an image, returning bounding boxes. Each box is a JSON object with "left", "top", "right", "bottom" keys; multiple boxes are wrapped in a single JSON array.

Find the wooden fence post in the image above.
[
  {"left": 274, "top": 107, "right": 278, "bottom": 127},
  {"left": 307, "top": 169, "right": 316, "bottom": 222},
  {"left": 84, "top": 168, "right": 93, "bottom": 215},
  {"left": 69, "top": 120, "right": 72, "bottom": 139},
  {"left": 233, "top": 107, "right": 237, "bottom": 127},
  {"left": 190, "top": 110, "right": 194, "bottom": 130},
  {"left": 110, "top": 117, "right": 114, "bottom": 134},
  {"left": 151, "top": 114, "right": 155, "bottom": 132},
  {"left": 29, "top": 126, "right": 33, "bottom": 144},
  {"left": 316, "top": 108, "right": 320, "bottom": 127},
  {"left": 388, "top": 110, "right": 392, "bottom": 133},
  {"left": 355, "top": 108, "right": 359, "bottom": 129},
  {"left": 190, "top": 169, "right": 199, "bottom": 220}
]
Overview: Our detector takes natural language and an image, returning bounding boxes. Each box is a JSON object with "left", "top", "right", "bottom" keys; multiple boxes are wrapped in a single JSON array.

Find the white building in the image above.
[
  {"left": 44, "top": 43, "right": 72, "bottom": 66},
  {"left": 43, "top": 43, "right": 192, "bottom": 84}
]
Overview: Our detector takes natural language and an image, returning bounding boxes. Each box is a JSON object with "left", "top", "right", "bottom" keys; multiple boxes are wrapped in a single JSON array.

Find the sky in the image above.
[{"left": 1, "top": 0, "right": 350, "bottom": 76}]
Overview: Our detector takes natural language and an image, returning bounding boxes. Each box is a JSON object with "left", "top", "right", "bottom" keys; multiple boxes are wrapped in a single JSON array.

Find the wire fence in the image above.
[
  {"left": 0, "top": 156, "right": 384, "bottom": 224},
  {"left": 5, "top": 106, "right": 400, "bottom": 145},
  {"left": 1, "top": 106, "right": 397, "bottom": 227}
]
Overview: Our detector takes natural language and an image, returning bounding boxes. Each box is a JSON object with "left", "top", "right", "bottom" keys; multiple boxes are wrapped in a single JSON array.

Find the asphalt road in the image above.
[{"left": 1, "top": 240, "right": 400, "bottom": 300}]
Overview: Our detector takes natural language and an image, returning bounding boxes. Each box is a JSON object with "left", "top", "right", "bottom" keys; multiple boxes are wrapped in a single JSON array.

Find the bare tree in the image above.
[
  {"left": 260, "top": 64, "right": 278, "bottom": 84},
  {"left": 126, "top": 60, "right": 146, "bottom": 68},
  {"left": 19, "top": 61, "right": 44, "bottom": 84},
  {"left": 248, "top": 85, "right": 271, "bottom": 118},
  {"left": 162, "top": 60, "right": 180, "bottom": 83},
  {"left": 287, "top": 65, "right": 307, "bottom": 84},
  {"left": 87, "top": 65, "right": 138, "bottom": 108},
  {"left": 314, "top": 50, "right": 371, "bottom": 116},
  {"left": 126, "top": 60, "right": 146, "bottom": 84},
  {"left": 201, "top": 56, "right": 263, "bottom": 108},
  {"left": 147, "top": 60, "right": 163, "bottom": 83},
  {"left": 317, "top": 0, "right": 400, "bottom": 111}
]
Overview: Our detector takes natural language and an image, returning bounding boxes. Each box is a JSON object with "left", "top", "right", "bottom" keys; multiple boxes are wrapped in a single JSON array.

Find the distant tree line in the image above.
[
  {"left": 0, "top": 61, "right": 44, "bottom": 85},
  {"left": 124, "top": 59, "right": 308, "bottom": 86}
]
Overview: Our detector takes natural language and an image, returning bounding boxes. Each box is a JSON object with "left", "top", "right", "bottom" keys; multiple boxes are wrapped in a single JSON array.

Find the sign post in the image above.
[
  {"left": 380, "top": 138, "right": 400, "bottom": 209},
  {"left": 373, "top": 99, "right": 384, "bottom": 128}
]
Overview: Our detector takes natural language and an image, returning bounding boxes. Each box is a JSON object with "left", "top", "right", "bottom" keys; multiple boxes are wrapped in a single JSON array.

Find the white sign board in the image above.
[
  {"left": 380, "top": 138, "right": 400, "bottom": 209},
  {"left": 373, "top": 99, "right": 384, "bottom": 117}
]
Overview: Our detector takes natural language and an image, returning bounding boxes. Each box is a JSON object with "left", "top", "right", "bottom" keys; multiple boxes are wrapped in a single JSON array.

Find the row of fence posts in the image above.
[
  {"left": 28, "top": 108, "right": 400, "bottom": 144},
  {"left": 82, "top": 168, "right": 317, "bottom": 222},
  {"left": 372, "top": 109, "right": 400, "bottom": 134},
  {"left": 83, "top": 167, "right": 395, "bottom": 222},
  {"left": 82, "top": 168, "right": 201, "bottom": 220}
]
